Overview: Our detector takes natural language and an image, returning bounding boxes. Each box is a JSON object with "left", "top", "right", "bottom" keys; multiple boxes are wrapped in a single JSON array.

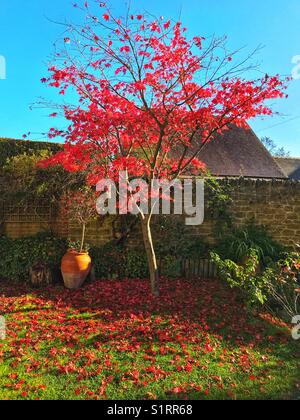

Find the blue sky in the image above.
[{"left": 0, "top": 0, "right": 299, "bottom": 155}]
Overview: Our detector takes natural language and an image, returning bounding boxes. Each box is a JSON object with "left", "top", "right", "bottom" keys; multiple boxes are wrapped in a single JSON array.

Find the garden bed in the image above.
[{"left": 0, "top": 279, "right": 299, "bottom": 400}]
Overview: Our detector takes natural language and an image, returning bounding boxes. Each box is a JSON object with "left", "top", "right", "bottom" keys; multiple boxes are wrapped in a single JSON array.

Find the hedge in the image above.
[
  {"left": 0, "top": 232, "right": 208, "bottom": 283},
  {"left": 0, "top": 138, "right": 62, "bottom": 167},
  {"left": 90, "top": 244, "right": 149, "bottom": 280},
  {"left": 0, "top": 234, "right": 150, "bottom": 283},
  {"left": 0, "top": 233, "right": 68, "bottom": 282}
]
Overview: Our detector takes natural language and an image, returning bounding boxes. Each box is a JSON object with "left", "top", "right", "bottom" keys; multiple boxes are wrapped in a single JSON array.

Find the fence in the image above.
[{"left": 181, "top": 258, "right": 218, "bottom": 279}]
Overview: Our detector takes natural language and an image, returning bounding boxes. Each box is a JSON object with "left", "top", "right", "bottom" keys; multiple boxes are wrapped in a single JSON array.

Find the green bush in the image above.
[
  {"left": 92, "top": 241, "right": 187, "bottom": 280},
  {"left": 0, "top": 233, "right": 68, "bottom": 282},
  {"left": 90, "top": 243, "right": 149, "bottom": 280},
  {"left": 159, "top": 256, "right": 182, "bottom": 278},
  {"left": 215, "top": 222, "right": 284, "bottom": 265},
  {"left": 211, "top": 250, "right": 300, "bottom": 320},
  {"left": 211, "top": 250, "right": 268, "bottom": 306},
  {"left": 0, "top": 138, "right": 62, "bottom": 167},
  {"left": 0, "top": 234, "right": 149, "bottom": 282},
  {"left": 0, "top": 150, "right": 84, "bottom": 210},
  {"left": 155, "top": 216, "right": 209, "bottom": 259},
  {"left": 124, "top": 250, "right": 149, "bottom": 279},
  {"left": 0, "top": 230, "right": 215, "bottom": 283}
]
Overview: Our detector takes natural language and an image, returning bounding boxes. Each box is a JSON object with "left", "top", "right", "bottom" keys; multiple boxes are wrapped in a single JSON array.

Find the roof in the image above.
[
  {"left": 196, "top": 125, "right": 287, "bottom": 179},
  {"left": 274, "top": 157, "right": 300, "bottom": 180},
  {"left": 0, "top": 129, "right": 288, "bottom": 179}
]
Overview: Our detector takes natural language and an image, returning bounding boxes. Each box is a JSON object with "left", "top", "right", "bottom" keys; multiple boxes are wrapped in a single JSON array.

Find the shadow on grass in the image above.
[
  {"left": 0, "top": 279, "right": 299, "bottom": 378},
  {"left": 0, "top": 278, "right": 299, "bottom": 400},
  {"left": 0, "top": 278, "right": 298, "bottom": 351}
]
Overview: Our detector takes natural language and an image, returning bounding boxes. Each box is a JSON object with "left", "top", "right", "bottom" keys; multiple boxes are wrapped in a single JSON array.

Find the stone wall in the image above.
[
  {"left": 188, "top": 178, "right": 300, "bottom": 248},
  {"left": 1, "top": 178, "right": 300, "bottom": 248},
  {"left": 227, "top": 179, "right": 300, "bottom": 247}
]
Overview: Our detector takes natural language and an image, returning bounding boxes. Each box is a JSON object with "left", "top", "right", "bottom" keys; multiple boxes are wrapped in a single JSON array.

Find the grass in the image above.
[{"left": 0, "top": 278, "right": 299, "bottom": 400}]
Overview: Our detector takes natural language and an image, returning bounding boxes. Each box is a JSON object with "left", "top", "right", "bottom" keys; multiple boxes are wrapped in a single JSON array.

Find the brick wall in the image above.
[{"left": 2, "top": 178, "right": 300, "bottom": 248}]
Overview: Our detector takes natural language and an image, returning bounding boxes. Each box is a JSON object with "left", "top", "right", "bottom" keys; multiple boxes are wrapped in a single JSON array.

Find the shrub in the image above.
[
  {"left": 90, "top": 243, "right": 149, "bottom": 280},
  {"left": 124, "top": 250, "right": 149, "bottom": 279},
  {"left": 0, "top": 235, "right": 148, "bottom": 283},
  {"left": 211, "top": 250, "right": 268, "bottom": 307},
  {"left": 211, "top": 250, "right": 300, "bottom": 320},
  {"left": 159, "top": 255, "right": 182, "bottom": 278},
  {"left": 215, "top": 222, "right": 284, "bottom": 265},
  {"left": 0, "top": 233, "right": 68, "bottom": 282},
  {"left": 0, "top": 230, "right": 211, "bottom": 283},
  {"left": 0, "top": 138, "right": 61, "bottom": 167},
  {"left": 155, "top": 216, "right": 209, "bottom": 259},
  {"left": 0, "top": 150, "right": 85, "bottom": 210},
  {"left": 263, "top": 252, "right": 300, "bottom": 320}
]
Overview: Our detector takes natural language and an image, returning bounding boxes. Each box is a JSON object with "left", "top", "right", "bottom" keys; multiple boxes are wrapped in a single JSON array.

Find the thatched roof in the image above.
[
  {"left": 275, "top": 157, "right": 300, "bottom": 180},
  {"left": 196, "top": 126, "right": 286, "bottom": 179},
  {"left": 1, "top": 128, "right": 288, "bottom": 179}
]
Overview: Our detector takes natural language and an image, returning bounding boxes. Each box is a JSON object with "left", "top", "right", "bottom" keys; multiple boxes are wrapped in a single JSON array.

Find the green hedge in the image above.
[
  {"left": 90, "top": 244, "right": 149, "bottom": 280},
  {"left": 0, "top": 233, "right": 68, "bottom": 282},
  {"left": 0, "top": 234, "right": 150, "bottom": 282},
  {"left": 0, "top": 233, "right": 210, "bottom": 283},
  {"left": 0, "top": 138, "right": 62, "bottom": 167}
]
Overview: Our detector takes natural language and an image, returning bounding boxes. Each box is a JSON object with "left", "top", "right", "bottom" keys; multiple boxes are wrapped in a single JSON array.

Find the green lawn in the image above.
[{"left": 0, "top": 279, "right": 299, "bottom": 400}]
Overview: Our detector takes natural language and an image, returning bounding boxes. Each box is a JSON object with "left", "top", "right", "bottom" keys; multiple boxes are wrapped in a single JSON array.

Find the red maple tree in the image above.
[{"left": 40, "top": 1, "right": 288, "bottom": 295}]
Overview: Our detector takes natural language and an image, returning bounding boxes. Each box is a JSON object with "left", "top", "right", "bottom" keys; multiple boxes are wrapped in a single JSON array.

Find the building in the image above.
[
  {"left": 194, "top": 125, "right": 286, "bottom": 179},
  {"left": 275, "top": 157, "right": 300, "bottom": 181}
]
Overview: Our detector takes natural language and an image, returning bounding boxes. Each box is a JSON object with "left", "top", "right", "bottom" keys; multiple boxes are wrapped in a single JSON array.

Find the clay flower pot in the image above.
[{"left": 61, "top": 250, "right": 92, "bottom": 290}]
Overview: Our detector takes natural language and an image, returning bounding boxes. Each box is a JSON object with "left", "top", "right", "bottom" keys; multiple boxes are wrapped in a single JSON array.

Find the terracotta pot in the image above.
[{"left": 61, "top": 250, "right": 92, "bottom": 290}]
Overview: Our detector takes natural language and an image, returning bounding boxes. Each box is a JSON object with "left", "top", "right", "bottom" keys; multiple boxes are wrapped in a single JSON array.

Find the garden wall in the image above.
[
  {"left": 190, "top": 178, "right": 300, "bottom": 248},
  {"left": 223, "top": 178, "right": 300, "bottom": 247},
  {"left": 1, "top": 178, "right": 300, "bottom": 248}
]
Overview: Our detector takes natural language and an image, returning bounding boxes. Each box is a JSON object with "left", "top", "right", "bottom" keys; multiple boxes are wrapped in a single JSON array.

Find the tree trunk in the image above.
[{"left": 140, "top": 214, "right": 160, "bottom": 296}]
